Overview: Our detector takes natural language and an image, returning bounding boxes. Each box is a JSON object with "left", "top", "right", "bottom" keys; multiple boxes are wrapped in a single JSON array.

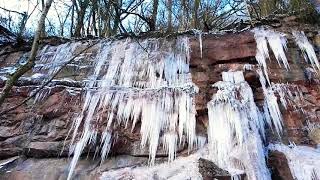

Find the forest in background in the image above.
[{"left": 0, "top": 0, "right": 319, "bottom": 40}]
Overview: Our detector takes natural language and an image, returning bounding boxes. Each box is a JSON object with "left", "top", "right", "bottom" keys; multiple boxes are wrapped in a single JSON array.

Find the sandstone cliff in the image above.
[{"left": 0, "top": 16, "right": 319, "bottom": 180}]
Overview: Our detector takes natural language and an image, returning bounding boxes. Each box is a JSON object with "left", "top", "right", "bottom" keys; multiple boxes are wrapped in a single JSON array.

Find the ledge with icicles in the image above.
[{"left": 6, "top": 26, "right": 318, "bottom": 180}]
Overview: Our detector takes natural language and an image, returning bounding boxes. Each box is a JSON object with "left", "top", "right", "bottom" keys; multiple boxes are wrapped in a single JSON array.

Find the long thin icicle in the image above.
[
  {"left": 257, "top": 69, "right": 283, "bottom": 136},
  {"left": 293, "top": 31, "right": 320, "bottom": 72}
]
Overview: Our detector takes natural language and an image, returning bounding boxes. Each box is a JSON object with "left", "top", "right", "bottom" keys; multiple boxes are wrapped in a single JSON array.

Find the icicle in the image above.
[
  {"left": 207, "top": 71, "right": 271, "bottom": 179},
  {"left": 163, "top": 132, "right": 178, "bottom": 162},
  {"left": 195, "top": 135, "right": 207, "bottom": 149},
  {"left": 253, "top": 28, "right": 271, "bottom": 84},
  {"left": 269, "top": 143, "right": 320, "bottom": 180},
  {"left": 66, "top": 36, "right": 198, "bottom": 179},
  {"left": 67, "top": 128, "right": 95, "bottom": 180},
  {"left": 266, "top": 31, "right": 289, "bottom": 70},
  {"left": 198, "top": 32, "right": 203, "bottom": 59},
  {"left": 243, "top": 64, "right": 254, "bottom": 71},
  {"left": 253, "top": 28, "right": 290, "bottom": 84},
  {"left": 231, "top": 133, "right": 271, "bottom": 180},
  {"left": 100, "top": 130, "right": 112, "bottom": 164},
  {"left": 35, "top": 42, "right": 81, "bottom": 75},
  {"left": 32, "top": 88, "right": 51, "bottom": 103},
  {"left": 257, "top": 69, "right": 283, "bottom": 136},
  {"left": 292, "top": 31, "right": 320, "bottom": 72}
]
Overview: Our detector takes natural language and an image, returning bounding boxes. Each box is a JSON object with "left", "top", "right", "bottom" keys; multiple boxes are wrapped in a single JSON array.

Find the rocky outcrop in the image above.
[
  {"left": 198, "top": 158, "right": 246, "bottom": 180},
  {"left": 268, "top": 151, "right": 294, "bottom": 180},
  {"left": 0, "top": 17, "right": 319, "bottom": 179}
]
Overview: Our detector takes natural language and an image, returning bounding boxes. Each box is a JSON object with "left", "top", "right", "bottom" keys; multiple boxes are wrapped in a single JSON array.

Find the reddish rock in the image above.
[
  {"left": 268, "top": 151, "right": 294, "bottom": 180},
  {"left": 0, "top": 26, "right": 319, "bottom": 179}
]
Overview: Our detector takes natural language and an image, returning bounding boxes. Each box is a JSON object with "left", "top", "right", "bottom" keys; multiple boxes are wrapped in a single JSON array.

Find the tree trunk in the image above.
[
  {"left": 193, "top": 0, "right": 200, "bottom": 29},
  {"left": 91, "top": 0, "right": 98, "bottom": 36},
  {"left": 167, "top": 0, "right": 173, "bottom": 32},
  {"left": 17, "top": 12, "right": 27, "bottom": 41},
  {"left": 150, "top": 0, "right": 159, "bottom": 31},
  {"left": 40, "top": 0, "right": 47, "bottom": 38},
  {"left": 86, "top": 10, "right": 92, "bottom": 35},
  {"left": 74, "top": 9, "right": 85, "bottom": 37},
  {"left": 181, "top": 0, "right": 188, "bottom": 29},
  {"left": 112, "top": 0, "right": 122, "bottom": 35},
  {"left": 0, "top": 0, "right": 54, "bottom": 107},
  {"left": 74, "top": 0, "right": 89, "bottom": 37},
  {"left": 70, "top": 4, "right": 75, "bottom": 37}
]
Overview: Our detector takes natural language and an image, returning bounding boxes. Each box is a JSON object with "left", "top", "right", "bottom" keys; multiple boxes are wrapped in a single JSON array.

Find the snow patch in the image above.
[
  {"left": 100, "top": 147, "right": 209, "bottom": 180},
  {"left": 269, "top": 143, "right": 320, "bottom": 180}
]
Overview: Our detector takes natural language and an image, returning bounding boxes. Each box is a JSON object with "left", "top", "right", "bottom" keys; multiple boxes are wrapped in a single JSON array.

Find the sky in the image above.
[
  {"left": 0, "top": 0, "right": 72, "bottom": 36},
  {"left": 0, "top": 0, "right": 158, "bottom": 36}
]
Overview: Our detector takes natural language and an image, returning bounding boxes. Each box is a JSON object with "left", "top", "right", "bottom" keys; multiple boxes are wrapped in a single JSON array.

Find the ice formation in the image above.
[
  {"left": 66, "top": 37, "right": 198, "bottom": 179},
  {"left": 257, "top": 69, "right": 283, "bottom": 136},
  {"left": 256, "top": 71, "right": 307, "bottom": 137},
  {"left": 271, "top": 83, "right": 305, "bottom": 109},
  {"left": 195, "top": 135, "right": 207, "bottom": 149},
  {"left": 207, "top": 71, "right": 271, "bottom": 179},
  {"left": 293, "top": 31, "right": 320, "bottom": 72},
  {"left": 253, "top": 28, "right": 289, "bottom": 84},
  {"left": 252, "top": 28, "right": 298, "bottom": 136},
  {"left": 35, "top": 42, "right": 82, "bottom": 75},
  {"left": 243, "top": 64, "right": 255, "bottom": 71},
  {"left": 18, "top": 27, "right": 320, "bottom": 179},
  {"left": 198, "top": 31, "right": 203, "bottom": 58},
  {"left": 100, "top": 146, "right": 209, "bottom": 180},
  {"left": 269, "top": 143, "right": 320, "bottom": 180}
]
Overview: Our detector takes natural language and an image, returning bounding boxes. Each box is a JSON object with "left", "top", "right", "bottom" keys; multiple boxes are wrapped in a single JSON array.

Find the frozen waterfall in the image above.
[
  {"left": 207, "top": 71, "right": 271, "bottom": 180},
  {"left": 22, "top": 27, "right": 320, "bottom": 180},
  {"left": 66, "top": 37, "right": 198, "bottom": 179}
]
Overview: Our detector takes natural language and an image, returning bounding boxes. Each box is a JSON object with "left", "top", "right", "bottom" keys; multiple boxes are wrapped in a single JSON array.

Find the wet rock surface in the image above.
[{"left": 0, "top": 18, "right": 319, "bottom": 179}]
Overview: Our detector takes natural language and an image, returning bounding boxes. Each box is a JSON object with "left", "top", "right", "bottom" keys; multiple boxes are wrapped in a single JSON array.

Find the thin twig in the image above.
[{"left": 0, "top": 6, "right": 25, "bottom": 16}]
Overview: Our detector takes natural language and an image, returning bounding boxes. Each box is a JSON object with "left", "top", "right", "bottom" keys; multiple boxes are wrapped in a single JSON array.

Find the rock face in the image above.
[
  {"left": 0, "top": 18, "right": 319, "bottom": 179},
  {"left": 268, "top": 151, "right": 294, "bottom": 180},
  {"left": 198, "top": 158, "right": 243, "bottom": 180}
]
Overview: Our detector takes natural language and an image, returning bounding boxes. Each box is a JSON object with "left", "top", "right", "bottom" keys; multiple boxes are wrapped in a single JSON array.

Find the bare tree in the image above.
[
  {"left": 193, "top": 0, "right": 200, "bottom": 29},
  {"left": 53, "top": 2, "right": 72, "bottom": 36},
  {"left": 73, "top": 0, "right": 90, "bottom": 37},
  {"left": 0, "top": 3, "right": 38, "bottom": 40},
  {"left": 150, "top": 0, "right": 159, "bottom": 31},
  {"left": 167, "top": 0, "right": 173, "bottom": 31}
]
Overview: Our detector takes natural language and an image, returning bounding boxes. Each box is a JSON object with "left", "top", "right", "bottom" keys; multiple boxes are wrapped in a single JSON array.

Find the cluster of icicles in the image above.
[
  {"left": 31, "top": 28, "right": 320, "bottom": 180},
  {"left": 207, "top": 28, "right": 320, "bottom": 180},
  {"left": 64, "top": 37, "right": 199, "bottom": 180}
]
